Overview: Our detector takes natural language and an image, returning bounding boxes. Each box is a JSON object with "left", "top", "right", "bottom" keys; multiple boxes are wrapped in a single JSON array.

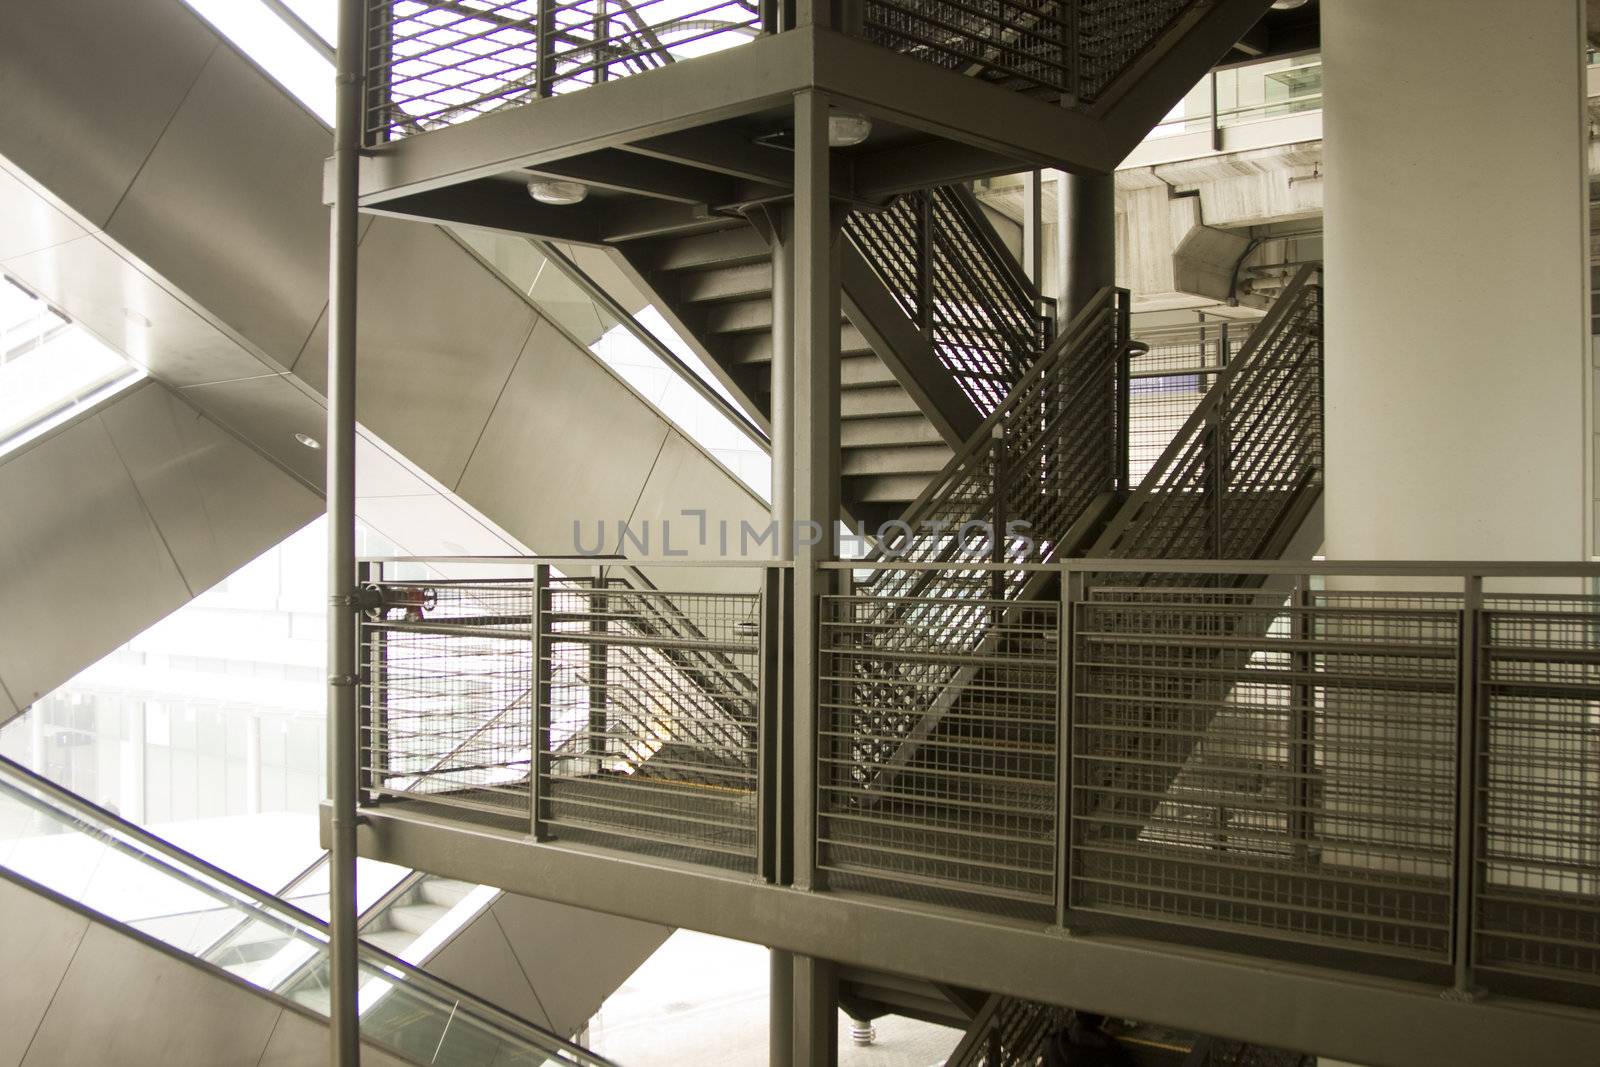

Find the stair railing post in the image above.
[
  {"left": 916, "top": 192, "right": 935, "bottom": 334},
  {"left": 357, "top": 560, "right": 378, "bottom": 808},
  {"left": 1289, "top": 574, "right": 1316, "bottom": 861},
  {"left": 990, "top": 424, "right": 1007, "bottom": 604},
  {"left": 1055, "top": 564, "right": 1081, "bottom": 928},
  {"left": 588, "top": 568, "right": 608, "bottom": 775},
  {"left": 1450, "top": 573, "right": 1485, "bottom": 998},
  {"left": 1117, "top": 293, "right": 1132, "bottom": 492},
  {"left": 532, "top": 563, "right": 552, "bottom": 840},
  {"left": 536, "top": 0, "right": 556, "bottom": 96}
]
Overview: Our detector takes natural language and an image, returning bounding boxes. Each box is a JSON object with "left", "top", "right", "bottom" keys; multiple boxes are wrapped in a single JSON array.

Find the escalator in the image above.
[{"left": 0, "top": 753, "right": 611, "bottom": 1066}]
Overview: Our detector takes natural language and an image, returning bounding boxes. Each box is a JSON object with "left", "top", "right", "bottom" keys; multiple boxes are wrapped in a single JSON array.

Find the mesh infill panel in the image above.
[
  {"left": 1128, "top": 322, "right": 1251, "bottom": 488},
  {"left": 860, "top": 0, "right": 1201, "bottom": 104},
  {"left": 362, "top": 581, "right": 535, "bottom": 824},
  {"left": 541, "top": 581, "right": 762, "bottom": 871},
  {"left": 1069, "top": 581, "right": 1461, "bottom": 960},
  {"left": 1474, "top": 593, "right": 1600, "bottom": 990},
  {"left": 818, "top": 594, "right": 1059, "bottom": 914},
  {"left": 365, "top": 0, "right": 760, "bottom": 142}
]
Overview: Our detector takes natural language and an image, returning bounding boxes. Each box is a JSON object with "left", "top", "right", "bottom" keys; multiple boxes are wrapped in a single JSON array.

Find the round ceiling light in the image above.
[
  {"left": 294, "top": 432, "right": 322, "bottom": 450},
  {"left": 527, "top": 178, "right": 589, "bottom": 205},
  {"left": 1270, "top": 0, "right": 1309, "bottom": 9},
  {"left": 827, "top": 113, "right": 873, "bottom": 148}
]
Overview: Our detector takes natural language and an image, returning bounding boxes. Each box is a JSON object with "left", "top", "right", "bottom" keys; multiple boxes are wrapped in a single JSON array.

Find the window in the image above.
[{"left": 0, "top": 277, "right": 144, "bottom": 457}]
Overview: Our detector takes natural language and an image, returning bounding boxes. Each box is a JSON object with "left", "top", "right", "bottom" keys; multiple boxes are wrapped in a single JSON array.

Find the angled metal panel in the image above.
[
  {"left": 422, "top": 894, "right": 671, "bottom": 1038},
  {"left": 0, "top": 404, "right": 193, "bottom": 710},
  {"left": 178, "top": 373, "right": 330, "bottom": 490},
  {"left": 103, "top": 46, "right": 332, "bottom": 368},
  {"left": 98, "top": 384, "right": 321, "bottom": 592},
  {"left": 0, "top": 870, "right": 89, "bottom": 1066},
  {"left": 0, "top": 0, "right": 218, "bottom": 227},
  {"left": 454, "top": 317, "right": 671, "bottom": 554},
  {"left": 293, "top": 220, "right": 539, "bottom": 487},
  {"left": 0, "top": 162, "right": 88, "bottom": 261},
  {"left": 0, "top": 231, "right": 278, "bottom": 387}
]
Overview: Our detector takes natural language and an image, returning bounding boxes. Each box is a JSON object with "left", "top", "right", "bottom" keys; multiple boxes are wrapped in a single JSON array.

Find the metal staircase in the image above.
[{"left": 611, "top": 183, "right": 1048, "bottom": 523}]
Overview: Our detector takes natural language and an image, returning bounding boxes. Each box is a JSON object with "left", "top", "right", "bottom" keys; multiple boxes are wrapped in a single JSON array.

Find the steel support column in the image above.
[
  {"left": 1056, "top": 172, "right": 1115, "bottom": 322},
  {"left": 793, "top": 954, "right": 838, "bottom": 1067},
  {"left": 770, "top": 948, "right": 795, "bottom": 1067},
  {"left": 790, "top": 89, "right": 840, "bottom": 892},
  {"left": 327, "top": 0, "right": 365, "bottom": 1062},
  {"left": 1021, "top": 169, "right": 1044, "bottom": 316}
]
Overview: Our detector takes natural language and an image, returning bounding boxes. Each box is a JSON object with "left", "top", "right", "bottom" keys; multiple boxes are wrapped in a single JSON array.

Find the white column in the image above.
[{"left": 1321, "top": 0, "right": 1591, "bottom": 562}]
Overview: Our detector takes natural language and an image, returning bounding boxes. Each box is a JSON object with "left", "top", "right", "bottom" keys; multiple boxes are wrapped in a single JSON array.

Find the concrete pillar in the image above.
[
  {"left": 1057, "top": 172, "right": 1116, "bottom": 324},
  {"left": 1322, "top": 1, "right": 1590, "bottom": 562}
]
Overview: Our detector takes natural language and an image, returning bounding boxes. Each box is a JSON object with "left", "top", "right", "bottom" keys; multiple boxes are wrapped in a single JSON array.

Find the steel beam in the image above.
[
  {"left": 810, "top": 31, "right": 1118, "bottom": 173},
  {"left": 341, "top": 808, "right": 1600, "bottom": 1067},
  {"left": 327, "top": 0, "right": 364, "bottom": 1062},
  {"left": 353, "top": 33, "right": 811, "bottom": 204},
  {"left": 527, "top": 148, "right": 758, "bottom": 205},
  {"left": 366, "top": 183, "right": 604, "bottom": 244},
  {"left": 853, "top": 140, "right": 1027, "bottom": 202},
  {"left": 624, "top": 128, "right": 857, "bottom": 202}
]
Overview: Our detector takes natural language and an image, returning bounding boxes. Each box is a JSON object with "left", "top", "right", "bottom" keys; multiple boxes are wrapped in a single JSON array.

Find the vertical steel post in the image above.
[
  {"left": 791, "top": 88, "right": 840, "bottom": 892},
  {"left": 536, "top": 0, "right": 556, "bottom": 96},
  {"left": 1021, "top": 170, "right": 1044, "bottom": 317},
  {"left": 588, "top": 570, "right": 608, "bottom": 773},
  {"left": 990, "top": 426, "right": 1007, "bottom": 603},
  {"left": 1451, "top": 573, "right": 1485, "bottom": 997},
  {"left": 771, "top": 209, "right": 794, "bottom": 553},
  {"left": 327, "top": 2, "right": 365, "bottom": 1063},
  {"left": 916, "top": 193, "right": 935, "bottom": 333},
  {"left": 769, "top": 948, "right": 795, "bottom": 1067},
  {"left": 533, "top": 563, "right": 552, "bottom": 840},
  {"left": 788, "top": 87, "right": 841, "bottom": 1067},
  {"left": 793, "top": 955, "right": 838, "bottom": 1067},
  {"left": 1289, "top": 575, "right": 1316, "bottom": 861},
  {"left": 757, "top": 566, "right": 789, "bottom": 884},
  {"left": 1209, "top": 70, "right": 1222, "bottom": 152},
  {"left": 1116, "top": 293, "right": 1131, "bottom": 492},
  {"left": 1055, "top": 566, "right": 1081, "bottom": 927}
]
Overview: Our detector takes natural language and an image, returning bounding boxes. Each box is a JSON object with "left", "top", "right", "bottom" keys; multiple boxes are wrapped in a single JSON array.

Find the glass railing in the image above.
[
  {"left": 0, "top": 755, "right": 612, "bottom": 1067},
  {"left": 1146, "top": 54, "right": 1322, "bottom": 142}
]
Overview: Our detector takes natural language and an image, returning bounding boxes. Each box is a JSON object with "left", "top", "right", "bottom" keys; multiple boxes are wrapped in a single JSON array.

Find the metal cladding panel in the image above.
[
  {"left": 98, "top": 384, "right": 321, "bottom": 593},
  {"left": 0, "top": 875, "right": 90, "bottom": 1066},
  {"left": 356, "top": 493, "right": 521, "bottom": 557},
  {"left": 103, "top": 46, "right": 332, "bottom": 369},
  {"left": 621, "top": 433, "right": 768, "bottom": 596},
  {"left": 293, "top": 220, "right": 539, "bottom": 487},
  {"left": 0, "top": 0, "right": 217, "bottom": 229},
  {"left": 0, "top": 406, "right": 192, "bottom": 709},
  {"left": 436, "top": 893, "right": 672, "bottom": 1037},
  {"left": 0, "top": 232, "right": 277, "bottom": 388},
  {"left": 0, "top": 163, "right": 88, "bottom": 261},
  {"left": 178, "top": 373, "right": 330, "bottom": 490},
  {"left": 454, "top": 316, "right": 671, "bottom": 555},
  {"left": 21, "top": 921, "right": 283, "bottom": 1065}
]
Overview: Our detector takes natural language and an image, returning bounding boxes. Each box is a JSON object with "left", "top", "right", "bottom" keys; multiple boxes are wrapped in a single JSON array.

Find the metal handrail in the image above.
[{"left": 0, "top": 754, "right": 610, "bottom": 1066}]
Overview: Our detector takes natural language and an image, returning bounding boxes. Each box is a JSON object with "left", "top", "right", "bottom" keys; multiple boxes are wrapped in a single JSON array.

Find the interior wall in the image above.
[{"left": 1321, "top": 0, "right": 1591, "bottom": 561}]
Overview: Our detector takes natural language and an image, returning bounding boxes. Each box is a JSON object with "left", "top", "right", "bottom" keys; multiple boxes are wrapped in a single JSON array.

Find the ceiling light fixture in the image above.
[
  {"left": 295, "top": 432, "right": 322, "bottom": 450},
  {"left": 827, "top": 112, "right": 873, "bottom": 148},
  {"left": 1270, "top": 0, "right": 1309, "bottom": 9},
  {"left": 527, "top": 178, "right": 589, "bottom": 205}
]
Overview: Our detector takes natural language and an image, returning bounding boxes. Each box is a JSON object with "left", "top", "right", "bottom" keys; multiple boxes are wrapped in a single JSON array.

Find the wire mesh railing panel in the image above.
[
  {"left": 859, "top": 0, "right": 1200, "bottom": 104},
  {"left": 1098, "top": 269, "right": 1321, "bottom": 570},
  {"left": 818, "top": 593, "right": 1059, "bottom": 917},
  {"left": 362, "top": 581, "right": 536, "bottom": 823},
  {"left": 540, "top": 581, "right": 762, "bottom": 871},
  {"left": 846, "top": 187, "right": 1051, "bottom": 417},
  {"left": 1474, "top": 593, "right": 1600, "bottom": 990},
  {"left": 1069, "top": 580, "right": 1462, "bottom": 960},
  {"left": 365, "top": 0, "right": 760, "bottom": 142},
  {"left": 1128, "top": 322, "right": 1251, "bottom": 488}
]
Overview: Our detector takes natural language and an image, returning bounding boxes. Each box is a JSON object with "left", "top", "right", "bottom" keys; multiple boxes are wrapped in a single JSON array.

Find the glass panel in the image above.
[{"left": 179, "top": 0, "right": 335, "bottom": 123}]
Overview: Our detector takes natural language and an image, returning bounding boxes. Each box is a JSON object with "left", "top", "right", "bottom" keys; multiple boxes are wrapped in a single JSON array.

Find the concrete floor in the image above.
[{"left": 587, "top": 931, "right": 962, "bottom": 1066}]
